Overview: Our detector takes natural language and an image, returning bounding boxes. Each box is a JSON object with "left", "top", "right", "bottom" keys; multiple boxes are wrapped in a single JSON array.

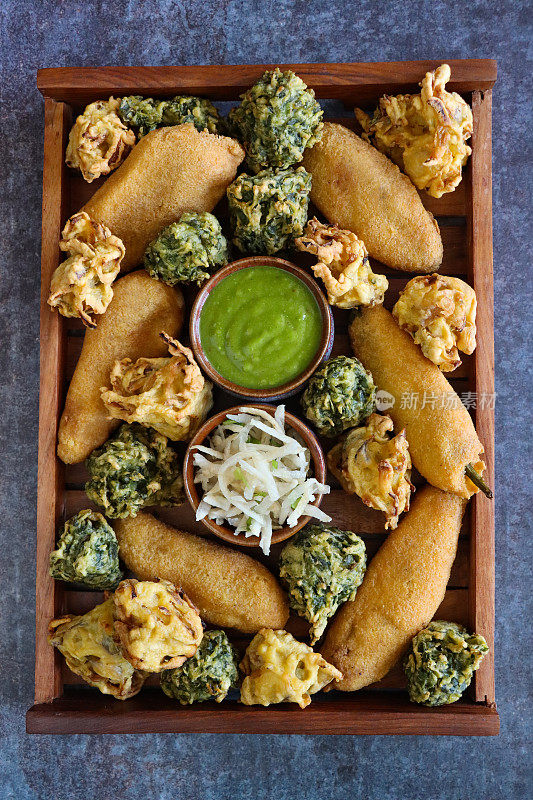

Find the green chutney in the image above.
[{"left": 199, "top": 266, "right": 322, "bottom": 390}]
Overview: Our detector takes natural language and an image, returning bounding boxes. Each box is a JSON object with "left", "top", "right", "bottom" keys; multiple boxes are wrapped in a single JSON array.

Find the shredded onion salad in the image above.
[{"left": 192, "top": 406, "right": 331, "bottom": 554}]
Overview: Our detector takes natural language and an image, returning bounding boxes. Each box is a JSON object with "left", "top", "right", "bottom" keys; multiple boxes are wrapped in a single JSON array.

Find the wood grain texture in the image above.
[
  {"left": 26, "top": 690, "right": 499, "bottom": 736},
  {"left": 467, "top": 91, "right": 496, "bottom": 703},
  {"left": 35, "top": 99, "right": 70, "bottom": 703},
  {"left": 36, "top": 60, "right": 497, "bottom": 104},
  {"left": 31, "top": 61, "right": 497, "bottom": 735}
]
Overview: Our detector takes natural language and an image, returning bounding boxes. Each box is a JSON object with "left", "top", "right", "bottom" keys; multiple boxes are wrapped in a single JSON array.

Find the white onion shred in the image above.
[{"left": 192, "top": 406, "right": 331, "bottom": 554}]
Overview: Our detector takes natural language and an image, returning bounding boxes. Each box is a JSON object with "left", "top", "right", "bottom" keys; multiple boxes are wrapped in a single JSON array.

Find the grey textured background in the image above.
[{"left": 1, "top": 1, "right": 532, "bottom": 798}]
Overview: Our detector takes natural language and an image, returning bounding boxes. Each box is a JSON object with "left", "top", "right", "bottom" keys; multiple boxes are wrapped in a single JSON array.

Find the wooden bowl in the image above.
[
  {"left": 189, "top": 256, "right": 334, "bottom": 401},
  {"left": 183, "top": 403, "right": 327, "bottom": 549}
]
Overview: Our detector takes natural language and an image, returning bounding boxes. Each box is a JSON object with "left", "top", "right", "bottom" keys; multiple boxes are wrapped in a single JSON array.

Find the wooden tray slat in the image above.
[{"left": 37, "top": 60, "right": 497, "bottom": 104}]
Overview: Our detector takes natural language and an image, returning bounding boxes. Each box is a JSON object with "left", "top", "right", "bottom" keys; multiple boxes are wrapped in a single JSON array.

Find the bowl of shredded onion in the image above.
[{"left": 183, "top": 404, "right": 331, "bottom": 554}]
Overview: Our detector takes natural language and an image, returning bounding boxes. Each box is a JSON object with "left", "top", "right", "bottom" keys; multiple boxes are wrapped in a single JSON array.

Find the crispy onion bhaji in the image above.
[
  {"left": 392, "top": 274, "right": 477, "bottom": 372},
  {"left": 113, "top": 578, "right": 203, "bottom": 672},
  {"left": 301, "top": 355, "right": 376, "bottom": 437},
  {"left": 228, "top": 68, "right": 323, "bottom": 172},
  {"left": 65, "top": 97, "right": 136, "bottom": 183},
  {"left": 48, "top": 212, "right": 125, "bottom": 328},
  {"left": 240, "top": 628, "right": 342, "bottom": 708},
  {"left": 49, "top": 509, "right": 122, "bottom": 589},
  {"left": 143, "top": 212, "right": 228, "bottom": 286},
  {"left": 279, "top": 524, "right": 367, "bottom": 644},
  {"left": 328, "top": 413, "right": 414, "bottom": 530},
  {"left": 356, "top": 64, "right": 473, "bottom": 198},
  {"left": 160, "top": 630, "right": 239, "bottom": 704},
  {"left": 227, "top": 166, "right": 311, "bottom": 254},
  {"left": 48, "top": 599, "right": 147, "bottom": 699},
  {"left": 118, "top": 95, "right": 224, "bottom": 136},
  {"left": 85, "top": 423, "right": 184, "bottom": 518},
  {"left": 295, "top": 217, "right": 388, "bottom": 309},
  {"left": 404, "top": 621, "right": 488, "bottom": 706},
  {"left": 101, "top": 333, "right": 213, "bottom": 441}
]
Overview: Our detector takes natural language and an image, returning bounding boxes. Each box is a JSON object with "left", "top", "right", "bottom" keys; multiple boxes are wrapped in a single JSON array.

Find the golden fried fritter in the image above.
[
  {"left": 48, "top": 599, "right": 146, "bottom": 699},
  {"left": 295, "top": 217, "right": 388, "bottom": 308},
  {"left": 303, "top": 123, "right": 443, "bottom": 272},
  {"left": 240, "top": 628, "right": 342, "bottom": 707},
  {"left": 328, "top": 413, "right": 413, "bottom": 530},
  {"left": 48, "top": 212, "right": 125, "bottom": 328},
  {"left": 392, "top": 274, "right": 477, "bottom": 371},
  {"left": 356, "top": 64, "right": 473, "bottom": 198},
  {"left": 65, "top": 97, "right": 136, "bottom": 183},
  {"left": 101, "top": 333, "right": 213, "bottom": 440},
  {"left": 113, "top": 579, "right": 203, "bottom": 672}
]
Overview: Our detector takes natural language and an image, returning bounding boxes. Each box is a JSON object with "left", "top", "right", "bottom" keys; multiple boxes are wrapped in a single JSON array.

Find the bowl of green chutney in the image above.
[{"left": 189, "top": 256, "right": 334, "bottom": 401}]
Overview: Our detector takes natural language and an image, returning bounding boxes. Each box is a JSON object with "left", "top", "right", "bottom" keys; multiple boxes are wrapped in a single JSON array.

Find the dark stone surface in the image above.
[{"left": 0, "top": 1, "right": 531, "bottom": 798}]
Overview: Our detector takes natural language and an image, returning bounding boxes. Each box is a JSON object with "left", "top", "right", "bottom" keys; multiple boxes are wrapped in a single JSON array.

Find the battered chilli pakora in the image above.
[
  {"left": 321, "top": 486, "right": 466, "bottom": 691},
  {"left": 303, "top": 122, "right": 443, "bottom": 272},
  {"left": 404, "top": 621, "right": 489, "bottom": 706},
  {"left": 113, "top": 579, "right": 203, "bottom": 672},
  {"left": 295, "top": 217, "right": 388, "bottom": 309},
  {"left": 160, "top": 630, "right": 239, "bottom": 704},
  {"left": 392, "top": 274, "right": 477, "bottom": 371},
  {"left": 48, "top": 211, "right": 125, "bottom": 328},
  {"left": 48, "top": 599, "right": 147, "bottom": 700},
  {"left": 328, "top": 413, "right": 413, "bottom": 530},
  {"left": 85, "top": 423, "right": 184, "bottom": 518},
  {"left": 49, "top": 509, "right": 122, "bottom": 589},
  {"left": 83, "top": 124, "right": 244, "bottom": 272},
  {"left": 57, "top": 271, "right": 184, "bottom": 465},
  {"left": 356, "top": 64, "right": 473, "bottom": 198},
  {"left": 301, "top": 356, "right": 376, "bottom": 437},
  {"left": 240, "top": 628, "right": 342, "bottom": 708},
  {"left": 65, "top": 97, "right": 136, "bottom": 182},
  {"left": 227, "top": 166, "right": 311, "bottom": 254},
  {"left": 228, "top": 68, "right": 323, "bottom": 172},
  {"left": 101, "top": 333, "right": 213, "bottom": 441},
  {"left": 279, "top": 524, "right": 367, "bottom": 644},
  {"left": 143, "top": 212, "right": 228, "bottom": 286}
]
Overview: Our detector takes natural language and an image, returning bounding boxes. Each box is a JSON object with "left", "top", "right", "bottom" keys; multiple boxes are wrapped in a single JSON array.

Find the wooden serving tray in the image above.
[{"left": 28, "top": 60, "right": 499, "bottom": 735}]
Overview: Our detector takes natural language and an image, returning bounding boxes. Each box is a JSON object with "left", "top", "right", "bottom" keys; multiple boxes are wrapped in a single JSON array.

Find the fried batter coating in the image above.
[
  {"left": 328, "top": 413, "right": 413, "bottom": 530},
  {"left": 302, "top": 122, "right": 443, "bottom": 272},
  {"left": 113, "top": 578, "right": 203, "bottom": 672},
  {"left": 114, "top": 512, "right": 289, "bottom": 633},
  {"left": 240, "top": 628, "right": 342, "bottom": 708},
  {"left": 48, "top": 599, "right": 147, "bottom": 699},
  {"left": 228, "top": 68, "right": 323, "bottom": 172},
  {"left": 404, "top": 620, "right": 488, "bottom": 706},
  {"left": 101, "top": 333, "right": 213, "bottom": 441},
  {"left": 57, "top": 271, "right": 184, "bottom": 465},
  {"left": 392, "top": 274, "right": 477, "bottom": 371},
  {"left": 160, "top": 630, "right": 239, "bottom": 704},
  {"left": 83, "top": 124, "right": 244, "bottom": 272},
  {"left": 295, "top": 218, "right": 388, "bottom": 308},
  {"left": 48, "top": 212, "right": 125, "bottom": 328},
  {"left": 321, "top": 486, "right": 466, "bottom": 691},
  {"left": 65, "top": 97, "right": 136, "bottom": 183},
  {"left": 49, "top": 509, "right": 122, "bottom": 589},
  {"left": 356, "top": 64, "right": 473, "bottom": 198}
]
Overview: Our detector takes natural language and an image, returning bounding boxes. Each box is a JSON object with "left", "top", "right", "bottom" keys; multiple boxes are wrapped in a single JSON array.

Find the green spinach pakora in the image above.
[
  {"left": 144, "top": 212, "right": 228, "bottom": 286},
  {"left": 279, "top": 524, "right": 367, "bottom": 644},
  {"left": 160, "top": 630, "right": 239, "bottom": 704},
  {"left": 85, "top": 423, "right": 184, "bottom": 518},
  {"left": 227, "top": 166, "right": 311, "bottom": 254},
  {"left": 404, "top": 620, "right": 489, "bottom": 706},
  {"left": 301, "top": 355, "right": 376, "bottom": 437},
  {"left": 228, "top": 68, "right": 323, "bottom": 172},
  {"left": 49, "top": 509, "right": 122, "bottom": 589},
  {"left": 118, "top": 94, "right": 223, "bottom": 137}
]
